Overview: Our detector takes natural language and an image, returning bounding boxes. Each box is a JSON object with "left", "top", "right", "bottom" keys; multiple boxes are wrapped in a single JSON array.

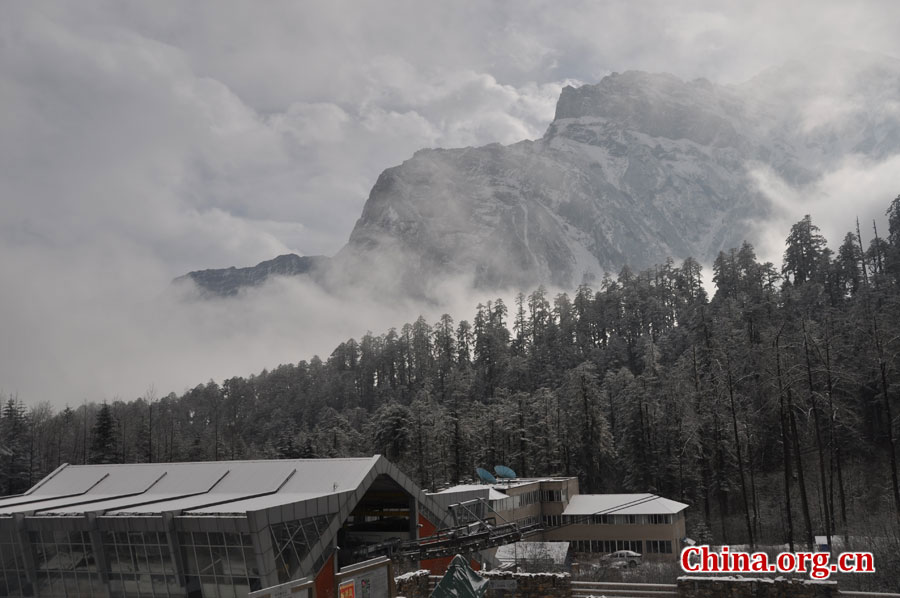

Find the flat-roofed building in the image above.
[
  {"left": 0, "top": 456, "right": 451, "bottom": 598},
  {"left": 430, "top": 479, "right": 687, "bottom": 562}
]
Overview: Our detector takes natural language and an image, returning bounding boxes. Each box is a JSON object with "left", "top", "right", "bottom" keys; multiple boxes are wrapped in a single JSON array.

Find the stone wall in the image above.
[
  {"left": 394, "top": 569, "right": 431, "bottom": 598},
  {"left": 480, "top": 570, "right": 572, "bottom": 598},
  {"left": 677, "top": 576, "right": 838, "bottom": 598}
]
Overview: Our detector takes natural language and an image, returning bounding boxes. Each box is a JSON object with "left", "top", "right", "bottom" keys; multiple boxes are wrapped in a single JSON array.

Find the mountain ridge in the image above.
[{"left": 178, "top": 55, "right": 900, "bottom": 297}]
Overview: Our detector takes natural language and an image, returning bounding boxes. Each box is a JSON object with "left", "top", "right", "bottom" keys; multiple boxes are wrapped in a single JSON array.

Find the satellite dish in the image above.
[
  {"left": 494, "top": 465, "right": 517, "bottom": 479},
  {"left": 475, "top": 467, "right": 497, "bottom": 484}
]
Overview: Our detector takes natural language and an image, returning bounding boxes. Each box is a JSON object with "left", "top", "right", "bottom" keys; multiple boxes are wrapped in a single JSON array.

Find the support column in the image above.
[
  {"left": 249, "top": 512, "right": 279, "bottom": 589},
  {"left": 86, "top": 513, "right": 111, "bottom": 590},
  {"left": 163, "top": 513, "right": 188, "bottom": 590},
  {"left": 409, "top": 496, "right": 419, "bottom": 540}
]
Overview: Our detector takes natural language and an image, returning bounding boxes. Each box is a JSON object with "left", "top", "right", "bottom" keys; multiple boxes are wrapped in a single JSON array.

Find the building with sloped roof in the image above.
[
  {"left": 549, "top": 492, "right": 688, "bottom": 557},
  {"left": 0, "top": 456, "right": 451, "bottom": 598},
  {"left": 431, "top": 480, "right": 688, "bottom": 562}
]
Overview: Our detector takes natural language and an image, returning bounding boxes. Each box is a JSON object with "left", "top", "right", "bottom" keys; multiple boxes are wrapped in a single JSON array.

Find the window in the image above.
[
  {"left": 105, "top": 530, "right": 180, "bottom": 598},
  {"left": 181, "top": 527, "right": 263, "bottom": 595},
  {"left": 2, "top": 531, "right": 31, "bottom": 597},
  {"left": 540, "top": 489, "right": 562, "bottom": 502},
  {"left": 30, "top": 529, "right": 102, "bottom": 598},
  {"left": 648, "top": 514, "right": 672, "bottom": 524},
  {"left": 516, "top": 490, "right": 539, "bottom": 506},
  {"left": 569, "top": 540, "right": 643, "bottom": 554},
  {"left": 542, "top": 515, "right": 562, "bottom": 528},
  {"left": 645, "top": 540, "right": 673, "bottom": 554},
  {"left": 270, "top": 515, "right": 331, "bottom": 584}
]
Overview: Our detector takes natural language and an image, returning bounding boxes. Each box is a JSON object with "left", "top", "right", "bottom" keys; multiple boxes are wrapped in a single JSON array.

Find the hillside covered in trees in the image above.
[{"left": 3, "top": 197, "right": 900, "bottom": 569}]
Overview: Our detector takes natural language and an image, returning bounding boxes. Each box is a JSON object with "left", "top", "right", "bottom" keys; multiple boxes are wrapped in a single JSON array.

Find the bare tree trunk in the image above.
[
  {"left": 726, "top": 356, "right": 754, "bottom": 547},
  {"left": 802, "top": 321, "right": 832, "bottom": 546},
  {"left": 787, "top": 386, "right": 815, "bottom": 549},
  {"left": 880, "top": 358, "right": 900, "bottom": 522},
  {"left": 775, "top": 329, "right": 795, "bottom": 552}
]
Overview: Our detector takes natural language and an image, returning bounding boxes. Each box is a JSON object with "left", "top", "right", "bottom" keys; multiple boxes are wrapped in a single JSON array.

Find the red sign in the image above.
[{"left": 339, "top": 580, "right": 355, "bottom": 598}]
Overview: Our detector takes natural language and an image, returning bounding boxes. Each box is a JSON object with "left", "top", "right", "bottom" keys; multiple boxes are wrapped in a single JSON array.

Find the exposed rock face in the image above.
[
  {"left": 176, "top": 253, "right": 328, "bottom": 296},
  {"left": 339, "top": 55, "right": 900, "bottom": 293},
  {"left": 179, "top": 52, "right": 900, "bottom": 297},
  {"left": 340, "top": 71, "right": 766, "bottom": 291}
]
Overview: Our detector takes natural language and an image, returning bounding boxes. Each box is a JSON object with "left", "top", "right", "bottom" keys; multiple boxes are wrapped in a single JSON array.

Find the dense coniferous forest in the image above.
[{"left": 3, "top": 197, "right": 900, "bottom": 572}]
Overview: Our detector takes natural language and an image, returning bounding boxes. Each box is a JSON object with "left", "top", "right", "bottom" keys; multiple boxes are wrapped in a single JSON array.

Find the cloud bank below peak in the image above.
[{"left": 3, "top": 1, "right": 900, "bottom": 405}]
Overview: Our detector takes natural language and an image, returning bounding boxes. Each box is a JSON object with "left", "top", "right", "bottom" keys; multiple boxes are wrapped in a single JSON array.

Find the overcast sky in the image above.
[{"left": 3, "top": 1, "right": 900, "bottom": 407}]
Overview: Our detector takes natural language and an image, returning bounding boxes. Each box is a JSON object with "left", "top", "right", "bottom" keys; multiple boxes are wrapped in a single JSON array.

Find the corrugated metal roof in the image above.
[
  {"left": 0, "top": 457, "right": 379, "bottom": 517},
  {"left": 562, "top": 493, "right": 688, "bottom": 515}
]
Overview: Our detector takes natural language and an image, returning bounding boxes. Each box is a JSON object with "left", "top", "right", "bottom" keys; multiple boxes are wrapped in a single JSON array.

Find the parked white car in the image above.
[{"left": 603, "top": 550, "right": 642, "bottom": 568}]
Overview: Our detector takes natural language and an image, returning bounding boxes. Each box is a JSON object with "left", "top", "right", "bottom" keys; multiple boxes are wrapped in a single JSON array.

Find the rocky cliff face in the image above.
[
  {"left": 181, "top": 52, "right": 900, "bottom": 297},
  {"left": 176, "top": 253, "right": 328, "bottom": 296},
  {"left": 339, "top": 71, "right": 774, "bottom": 291}
]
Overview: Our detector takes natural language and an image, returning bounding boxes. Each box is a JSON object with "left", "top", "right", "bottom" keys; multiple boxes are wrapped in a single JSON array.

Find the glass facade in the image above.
[
  {"left": 179, "top": 531, "right": 261, "bottom": 598},
  {"left": 269, "top": 515, "right": 331, "bottom": 584},
  {"left": 0, "top": 526, "right": 267, "bottom": 598},
  {"left": 30, "top": 529, "right": 102, "bottom": 598},
  {"left": 0, "top": 457, "right": 449, "bottom": 598},
  {"left": 105, "top": 530, "right": 180, "bottom": 597},
  {"left": 0, "top": 529, "right": 30, "bottom": 597}
]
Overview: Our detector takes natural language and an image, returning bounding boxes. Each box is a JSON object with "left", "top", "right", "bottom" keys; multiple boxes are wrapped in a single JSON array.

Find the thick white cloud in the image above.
[
  {"left": 751, "top": 155, "right": 900, "bottom": 265},
  {"left": 2, "top": 1, "right": 900, "bottom": 405}
]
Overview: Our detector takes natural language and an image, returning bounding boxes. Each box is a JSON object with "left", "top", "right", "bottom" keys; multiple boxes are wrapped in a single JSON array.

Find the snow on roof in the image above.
[
  {"left": 562, "top": 493, "right": 688, "bottom": 516},
  {"left": 496, "top": 542, "right": 570, "bottom": 565},
  {"left": 0, "top": 457, "right": 379, "bottom": 517},
  {"left": 432, "top": 484, "right": 509, "bottom": 501}
]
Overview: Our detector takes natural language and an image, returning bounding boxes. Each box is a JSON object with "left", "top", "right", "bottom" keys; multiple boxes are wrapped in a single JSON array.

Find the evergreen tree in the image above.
[
  {"left": 0, "top": 396, "right": 30, "bottom": 495},
  {"left": 783, "top": 215, "right": 829, "bottom": 285},
  {"left": 89, "top": 402, "right": 118, "bottom": 464}
]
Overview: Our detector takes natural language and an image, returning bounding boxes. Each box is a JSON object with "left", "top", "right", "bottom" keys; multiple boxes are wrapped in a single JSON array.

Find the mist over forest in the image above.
[
  {"left": 4, "top": 198, "right": 900, "bottom": 587},
  {"left": 5, "top": 3, "right": 900, "bottom": 592}
]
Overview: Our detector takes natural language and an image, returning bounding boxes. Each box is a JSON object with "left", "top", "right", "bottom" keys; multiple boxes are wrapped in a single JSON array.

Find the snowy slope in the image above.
[{"left": 182, "top": 51, "right": 900, "bottom": 296}]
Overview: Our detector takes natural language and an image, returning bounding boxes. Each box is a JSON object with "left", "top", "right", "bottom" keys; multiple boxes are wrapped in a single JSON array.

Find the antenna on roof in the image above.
[
  {"left": 475, "top": 467, "right": 497, "bottom": 484},
  {"left": 494, "top": 465, "right": 517, "bottom": 479}
]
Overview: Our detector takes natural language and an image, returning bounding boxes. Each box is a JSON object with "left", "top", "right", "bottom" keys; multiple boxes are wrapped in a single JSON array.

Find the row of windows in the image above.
[
  {"left": 571, "top": 539, "right": 643, "bottom": 554},
  {"left": 645, "top": 540, "right": 673, "bottom": 554},
  {"left": 557, "top": 513, "right": 673, "bottom": 526},
  {"left": 569, "top": 539, "right": 673, "bottom": 554},
  {"left": 1, "top": 528, "right": 263, "bottom": 598},
  {"left": 515, "top": 515, "right": 540, "bottom": 527},
  {"left": 517, "top": 490, "right": 540, "bottom": 506},
  {"left": 540, "top": 489, "right": 567, "bottom": 502},
  {"left": 492, "top": 489, "right": 540, "bottom": 513}
]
